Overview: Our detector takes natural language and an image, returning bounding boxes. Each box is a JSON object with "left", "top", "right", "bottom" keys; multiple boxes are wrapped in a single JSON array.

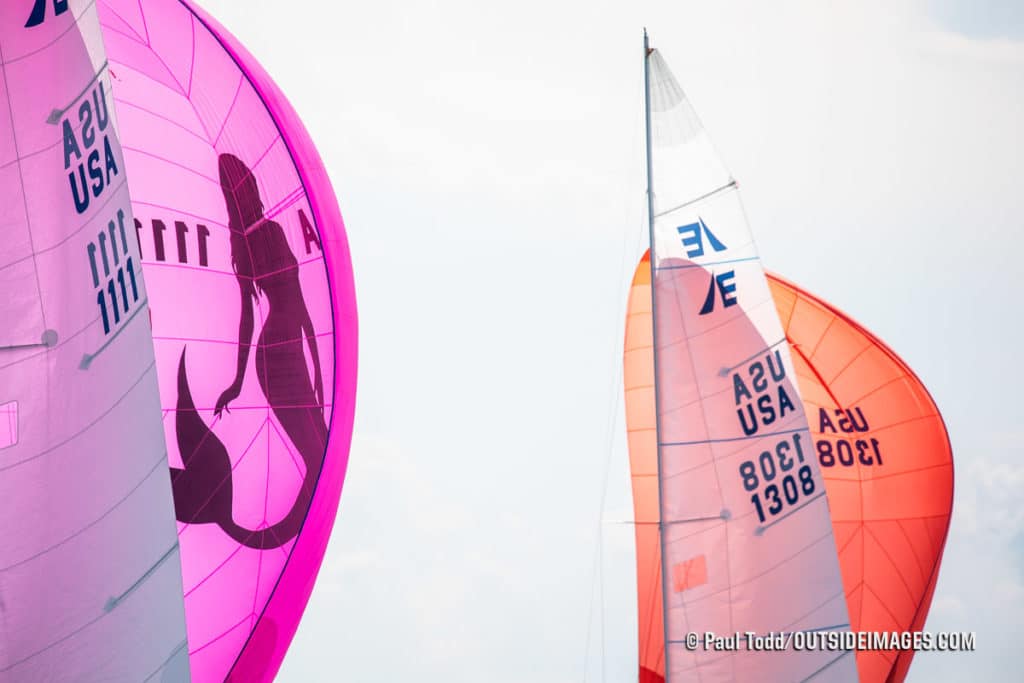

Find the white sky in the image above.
[{"left": 194, "top": 1, "right": 1023, "bottom": 680}]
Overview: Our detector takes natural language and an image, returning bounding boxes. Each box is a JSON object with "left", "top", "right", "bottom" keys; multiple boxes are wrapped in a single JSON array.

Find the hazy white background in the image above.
[{"left": 195, "top": 0, "right": 1021, "bottom": 680}]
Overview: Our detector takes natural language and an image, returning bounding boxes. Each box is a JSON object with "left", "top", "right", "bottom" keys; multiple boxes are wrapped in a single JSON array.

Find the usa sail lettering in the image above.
[
  {"left": 88, "top": 208, "right": 141, "bottom": 335},
  {"left": 732, "top": 349, "right": 810, "bottom": 524},
  {"left": 739, "top": 433, "right": 815, "bottom": 524},
  {"left": 816, "top": 407, "right": 884, "bottom": 467},
  {"left": 134, "top": 208, "right": 321, "bottom": 267},
  {"left": 63, "top": 81, "right": 119, "bottom": 215},
  {"left": 732, "top": 349, "right": 797, "bottom": 436}
]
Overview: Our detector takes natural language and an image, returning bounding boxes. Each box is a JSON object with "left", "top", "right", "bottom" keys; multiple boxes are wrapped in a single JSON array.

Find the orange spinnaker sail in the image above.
[{"left": 624, "top": 251, "right": 953, "bottom": 682}]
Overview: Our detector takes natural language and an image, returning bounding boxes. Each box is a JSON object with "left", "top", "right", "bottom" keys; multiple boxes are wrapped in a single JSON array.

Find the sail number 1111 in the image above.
[
  {"left": 88, "top": 207, "right": 141, "bottom": 335},
  {"left": 738, "top": 433, "right": 816, "bottom": 524}
]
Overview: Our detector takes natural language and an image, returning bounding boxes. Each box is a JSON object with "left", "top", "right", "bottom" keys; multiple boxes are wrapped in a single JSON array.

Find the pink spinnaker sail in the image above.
[
  {"left": 0, "top": 2, "right": 189, "bottom": 680},
  {"left": 95, "top": 1, "right": 358, "bottom": 680}
]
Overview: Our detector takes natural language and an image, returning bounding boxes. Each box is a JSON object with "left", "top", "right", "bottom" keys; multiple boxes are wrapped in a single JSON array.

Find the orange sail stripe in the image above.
[
  {"left": 624, "top": 252, "right": 953, "bottom": 683},
  {"left": 625, "top": 251, "right": 665, "bottom": 683}
]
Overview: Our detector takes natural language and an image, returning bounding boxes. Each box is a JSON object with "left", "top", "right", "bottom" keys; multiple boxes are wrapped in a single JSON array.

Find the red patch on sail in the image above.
[
  {"left": 0, "top": 401, "right": 17, "bottom": 449},
  {"left": 672, "top": 555, "right": 707, "bottom": 593}
]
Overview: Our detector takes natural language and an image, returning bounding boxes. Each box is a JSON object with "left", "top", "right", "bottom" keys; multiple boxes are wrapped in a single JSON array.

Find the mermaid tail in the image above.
[
  {"left": 172, "top": 347, "right": 310, "bottom": 549},
  {"left": 172, "top": 347, "right": 235, "bottom": 525}
]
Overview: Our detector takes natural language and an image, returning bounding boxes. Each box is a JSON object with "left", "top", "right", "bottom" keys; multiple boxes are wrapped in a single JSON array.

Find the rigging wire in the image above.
[
  {"left": 583, "top": 202, "right": 646, "bottom": 683},
  {"left": 581, "top": 65, "right": 649, "bottom": 678}
]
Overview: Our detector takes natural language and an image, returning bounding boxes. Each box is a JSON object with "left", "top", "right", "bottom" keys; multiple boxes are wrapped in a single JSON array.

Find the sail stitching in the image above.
[
  {"left": 32, "top": 174, "right": 129, "bottom": 258},
  {"left": 142, "top": 639, "right": 188, "bottom": 682},
  {"left": 1, "top": 0, "right": 97, "bottom": 66},
  {"left": 46, "top": 61, "right": 109, "bottom": 124},
  {"left": 669, "top": 528, "right": 835, "bottom": 609},
  {"left": 755, "top": 490, "right": 828, "bottom": 535},
  {"left": 104, "top": 541, "right": 180, "bottom": 612},
  {"left": 0, "top": 450, "right": 168, "bottom": 572},
  {"left": 79, "top": 296, "right": 149, "bottom": 368},
  {"left": 0, "top": 360, "right": 156, "bottom": 472},
  {"left": 862, "top": 524, "right": 920, "bottom": 607},
  {"left": 797, "top": 650, "right": 854, "bottom": 683},
  {"left": 654, "top": 180, "right": 736, "bottom": 219},
  {"left": 655, "top": 254, "right": 759, "bottom": 272},
  {"left": 0, "top": 47, "right": 49, "bottom": 347},
  {"left": 660, "top": 425, "right": 805, "bottom": 447}
]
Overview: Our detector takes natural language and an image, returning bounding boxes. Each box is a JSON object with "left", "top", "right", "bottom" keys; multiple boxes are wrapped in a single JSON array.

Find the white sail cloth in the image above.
[
  {"left": 646, "top": 46, "right": 857, "bottom": 682},
  {"left": 0, "top": 3, "right": 189, "bottom": 681}
]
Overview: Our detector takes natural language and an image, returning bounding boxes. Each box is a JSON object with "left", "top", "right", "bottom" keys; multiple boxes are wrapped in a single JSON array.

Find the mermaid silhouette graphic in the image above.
[{"left": 171, "top": 153, "right": 327, "bottom": 549}]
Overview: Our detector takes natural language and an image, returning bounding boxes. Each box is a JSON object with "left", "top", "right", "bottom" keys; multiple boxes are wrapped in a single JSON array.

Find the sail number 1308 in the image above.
[{"left": 738, "top": 433, "right": 816, "bottom": 524}]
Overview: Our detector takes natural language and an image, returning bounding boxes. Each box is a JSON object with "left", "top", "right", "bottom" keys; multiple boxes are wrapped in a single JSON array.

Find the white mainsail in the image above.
[
  {"left": 644, "top": 36, "right": 857, "bottom": 682},
  {"left": 0, "top": 3, "right": 189, "bottom": 680}
]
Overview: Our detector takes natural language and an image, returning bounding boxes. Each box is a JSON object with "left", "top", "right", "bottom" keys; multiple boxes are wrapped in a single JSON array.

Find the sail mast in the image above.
[{"left": 642, "top": 28, "right": 673, "bottom": 681}]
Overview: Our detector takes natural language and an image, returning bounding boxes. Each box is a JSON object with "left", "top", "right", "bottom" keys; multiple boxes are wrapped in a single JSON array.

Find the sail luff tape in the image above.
[
  {"left": 80, "top": 297, "right": 148, "bottom": 369},
  {"left": 0, "top": 329, "right": 59, "bottom": 352},
  {"left": 104, "top": 541, "right": 180, "bottom": 613},
  {"left": 46, "top": 61, "right": 109, "bottom": 125},
  {"left": 654, "top": 179, "right": 737, "bottom": 219}
]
